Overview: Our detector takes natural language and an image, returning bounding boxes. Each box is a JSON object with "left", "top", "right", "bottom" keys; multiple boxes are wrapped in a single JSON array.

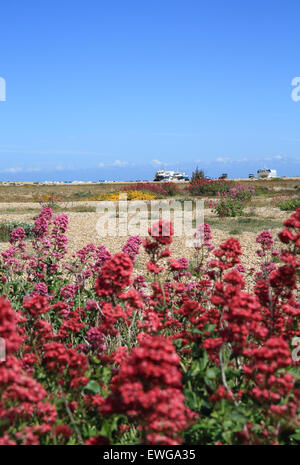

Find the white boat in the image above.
[
  {"left": 257, "top": 169, "right": 277, "bottom": 179},
  {"left": 154, "top": 170, "right": 189, "bottom": 181}
]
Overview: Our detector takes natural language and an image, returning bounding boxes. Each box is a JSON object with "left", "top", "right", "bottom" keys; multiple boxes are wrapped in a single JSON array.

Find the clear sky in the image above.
[{"left": 0, "top": 0, "right": 300, "bottom": 181}]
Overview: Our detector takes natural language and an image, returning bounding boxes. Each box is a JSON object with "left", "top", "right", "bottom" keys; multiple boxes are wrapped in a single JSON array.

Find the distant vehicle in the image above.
[
  {"left": 248, "top": 173, "right": 255, "bottom": 179},
  {"left": 257, "top": 169, "right": 277, "bottom": 179},
  {"left": 154, "top": 170, "right": 189, "bottom": 182},
  {"left": 218, "top": 173, "right": 228, "bottom": 179}
]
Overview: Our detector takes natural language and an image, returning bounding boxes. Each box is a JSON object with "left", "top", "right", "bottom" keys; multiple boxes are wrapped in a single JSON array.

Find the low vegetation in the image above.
[
  {"left": 205, "top": 216, "right": 283, "bottom": 234},
  {"left": 0, "top": 206, "right": 299, "bottom": 444},
  {"left": 272, "top": 195, "right": 300, "bottom": 211}
]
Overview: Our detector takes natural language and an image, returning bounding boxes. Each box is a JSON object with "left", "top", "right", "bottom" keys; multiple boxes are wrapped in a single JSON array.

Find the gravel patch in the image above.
[{"left": 0, "top": 204, "right": 289, "bottom": 284}]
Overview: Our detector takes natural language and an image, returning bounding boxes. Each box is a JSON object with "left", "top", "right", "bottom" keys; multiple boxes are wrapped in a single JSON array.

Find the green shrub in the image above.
[
  {"left": 211, "top": 184, "right": 254, "bottom": 217},
  {"left": 160, "top": 182, "right": 180, "bottom": 196},
  {"left": 191, "top": 167, "right": 205, "bottom": 182},
  {"left": 187, "top": 179, "right": 235, "bottom": 196},
  {"left": 277, "top": 196, "right": 300, "bottom": 211},
  {"left": 214, "top": 198, "right": 244, "bottom": 217},
  {"left": 74, "top": 191, "right": 92, "bottom": 198},
  {"left": 255, "top": 186, "right": 269, "bottom": 195}
]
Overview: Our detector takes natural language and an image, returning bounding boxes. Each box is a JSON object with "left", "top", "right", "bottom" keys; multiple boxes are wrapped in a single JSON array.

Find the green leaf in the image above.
[
  {"left": 231, "top": 410, "right": 248, "bottom": 424},
  {"left": 84, "top": 380, "right": 101, "bottom": 394},
  {"left": 206, "top": 367, "right": 218, "bottom": 379}
]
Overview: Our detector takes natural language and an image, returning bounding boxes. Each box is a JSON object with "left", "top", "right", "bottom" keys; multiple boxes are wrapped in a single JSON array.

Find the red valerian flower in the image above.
[
  {"left": 23, "top": 295, "right": 49, "bottom": 317},
  {"left": 97, "top": 303, "right": 126, "bottom": 336},
  {"left": 0, "top": 298, "right": 57, "bottom": 444},
  {"left": 86, "top": 435, "right": 110, "bottom": 445},
  {"left": 243, "top": 337, "right": 299, "bottom": 427},
  {"left": 96, "top": 252, "right": 133, "bottom": 298},
  {"left": 211, "top": 237, "right": 242, "bottom": 271},
  {"left": 10, "top": 227, "right": 26, "bottom": 244},
  {"left": 54, "top": 424, "right": 73, "bottom": 440},
  {"left": 101, "top": 334, "right": 196, "bottom": 444},
  {"left": 119, "top": 288, "right": 144, "bottom": 309},
  {"left": 0, "top": 298, "right": 22, "bottom": 354},
  {"left": 148, "top": 219, "right": 174, "bottom": 245},
  {"left": 146, "top": 261, "right": 164, "bottom": 274},
  {"left": 42, "top": 342, "right": 88, "bottom": 389}
]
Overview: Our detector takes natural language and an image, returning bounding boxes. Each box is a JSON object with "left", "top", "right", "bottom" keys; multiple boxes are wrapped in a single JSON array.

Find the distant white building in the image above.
[
  {"left": 154, "top": 170, "right": 189, "bottom": 181},
  {"left": 257, "top": 169, "right": 277, "bottom": 179}
]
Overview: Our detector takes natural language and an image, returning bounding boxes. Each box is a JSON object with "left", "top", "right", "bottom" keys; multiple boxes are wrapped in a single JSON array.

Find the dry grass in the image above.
[
  {"left": 205, "top": 216, "right": 283, "bottom": 235},
  {"left": 0, "top": 182, "right": 188, "bottom": 203},
  {"left": 0, "top": 178, "right": 299, "bottom": 203}
]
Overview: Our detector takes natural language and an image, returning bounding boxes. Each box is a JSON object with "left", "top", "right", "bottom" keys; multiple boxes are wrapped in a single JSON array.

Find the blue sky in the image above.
[{"left": 0, "top": 0, "right": 300, "bottom": 181}]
